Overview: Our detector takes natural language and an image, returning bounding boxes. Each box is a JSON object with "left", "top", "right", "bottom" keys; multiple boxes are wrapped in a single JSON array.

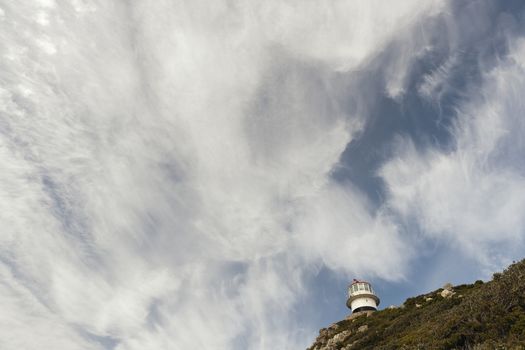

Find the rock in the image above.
[
  {"left": 440, "top": 289, "right": 455, "bottom": 298},
  {"left": 358, "top": 325, "right": 368, "bottom": 333},
  {"left": 425, "top": 297, "right": 433, "bottom": 302},
  {"left": 416, "top": 303, "right": 422, "bottom": 308},
  {"left": 333, "top": 330, "right": 351, "bottom": 343},
  {"left": 324, "top": 330, "right": 352, "bottom": 349},
  {"left": 346, "top": 340, "right": 358, "bottom": 349},
  {"left": 443, "top": 283, "right": 454, "bottom": 291}
]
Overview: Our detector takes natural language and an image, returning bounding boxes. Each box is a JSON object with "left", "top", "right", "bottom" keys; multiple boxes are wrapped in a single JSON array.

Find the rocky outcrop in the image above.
[
  {"left": 309, "top": 312, "right": 376, "bottom": 350},
  {"left": 357, "top": 325, "right": 368, "bottom": 333},
  {"left": 310, "top": 323, "right": 353, "bottom": 350},
  {"left": 440, "top": 288, "right": 455, "bottom": 298},
  {"left": 440, "top": 282, "right": 456, "bottom": 298}
]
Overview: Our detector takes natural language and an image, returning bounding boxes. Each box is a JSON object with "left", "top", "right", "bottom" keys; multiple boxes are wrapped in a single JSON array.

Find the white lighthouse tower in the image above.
[{"left": 346, "top": 279, "right": 380, "bottom": 313}]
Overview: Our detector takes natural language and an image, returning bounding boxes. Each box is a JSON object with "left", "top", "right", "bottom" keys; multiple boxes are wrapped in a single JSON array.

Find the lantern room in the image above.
[{"left": 346, "top": 279, "right": 380, "bottom": 313}]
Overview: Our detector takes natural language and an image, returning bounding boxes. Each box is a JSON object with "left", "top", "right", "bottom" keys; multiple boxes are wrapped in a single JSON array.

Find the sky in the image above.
[{"left": 1, "top": 0, "right": 525, "bottom": 349}]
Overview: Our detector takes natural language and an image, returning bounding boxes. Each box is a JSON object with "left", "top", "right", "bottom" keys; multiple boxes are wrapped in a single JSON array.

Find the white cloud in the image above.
[
  {"left": 0, "top": 1, "right": 457, "bottom": 349},
  {"left": 0, "top": 263, "right": 100, "bottom": 350},
  {"left": 295, "top": 183, "right": 410, "bottom": 280},
  {"left": 381, "top": 38, "right": 525, "bottom": 270}
]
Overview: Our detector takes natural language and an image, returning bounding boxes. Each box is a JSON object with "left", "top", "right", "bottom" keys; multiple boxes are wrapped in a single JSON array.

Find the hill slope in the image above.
[{"left": 308, "top": 259, "right": 525, "bottom": 350}]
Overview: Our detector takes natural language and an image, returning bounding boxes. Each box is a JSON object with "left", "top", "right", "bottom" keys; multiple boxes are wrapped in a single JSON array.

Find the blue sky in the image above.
[{"left": 2, "top": 1, "right": 525, "bottom": 349}]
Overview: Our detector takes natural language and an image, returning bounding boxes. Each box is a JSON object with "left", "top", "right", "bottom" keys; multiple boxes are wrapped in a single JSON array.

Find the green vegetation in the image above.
[{"left": 308, "top": 259, "right": 525, "bottom": 350}]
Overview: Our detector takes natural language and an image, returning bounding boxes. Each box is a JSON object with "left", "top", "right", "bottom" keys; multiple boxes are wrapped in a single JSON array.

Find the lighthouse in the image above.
[{"left": 346, "top": 279, "right": 380, "bottom": 313}]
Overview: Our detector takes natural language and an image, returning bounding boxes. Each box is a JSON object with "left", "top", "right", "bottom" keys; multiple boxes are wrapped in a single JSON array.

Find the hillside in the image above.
[{"left": 308, "top": 259, "right": 525, "bottom": 350}]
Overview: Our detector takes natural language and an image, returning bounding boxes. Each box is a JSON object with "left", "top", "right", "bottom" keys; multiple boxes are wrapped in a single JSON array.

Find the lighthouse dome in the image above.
[{"left": 346, "top": 279, "right": 380, "bottom": 313}]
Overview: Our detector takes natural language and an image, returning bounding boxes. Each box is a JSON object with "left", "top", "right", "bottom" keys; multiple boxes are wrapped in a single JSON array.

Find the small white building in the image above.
[{"left": 346, "top": 279, "right": 380, "bottom": 313}]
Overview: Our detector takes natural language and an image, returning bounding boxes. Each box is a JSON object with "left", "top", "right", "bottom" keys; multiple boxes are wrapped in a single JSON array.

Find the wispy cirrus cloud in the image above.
[
  {"left": 381, "top": 37, "right": 525, "bottom": 270},
  {"left": 3, "top": 1, "right": 525, "bottom": 349}
]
